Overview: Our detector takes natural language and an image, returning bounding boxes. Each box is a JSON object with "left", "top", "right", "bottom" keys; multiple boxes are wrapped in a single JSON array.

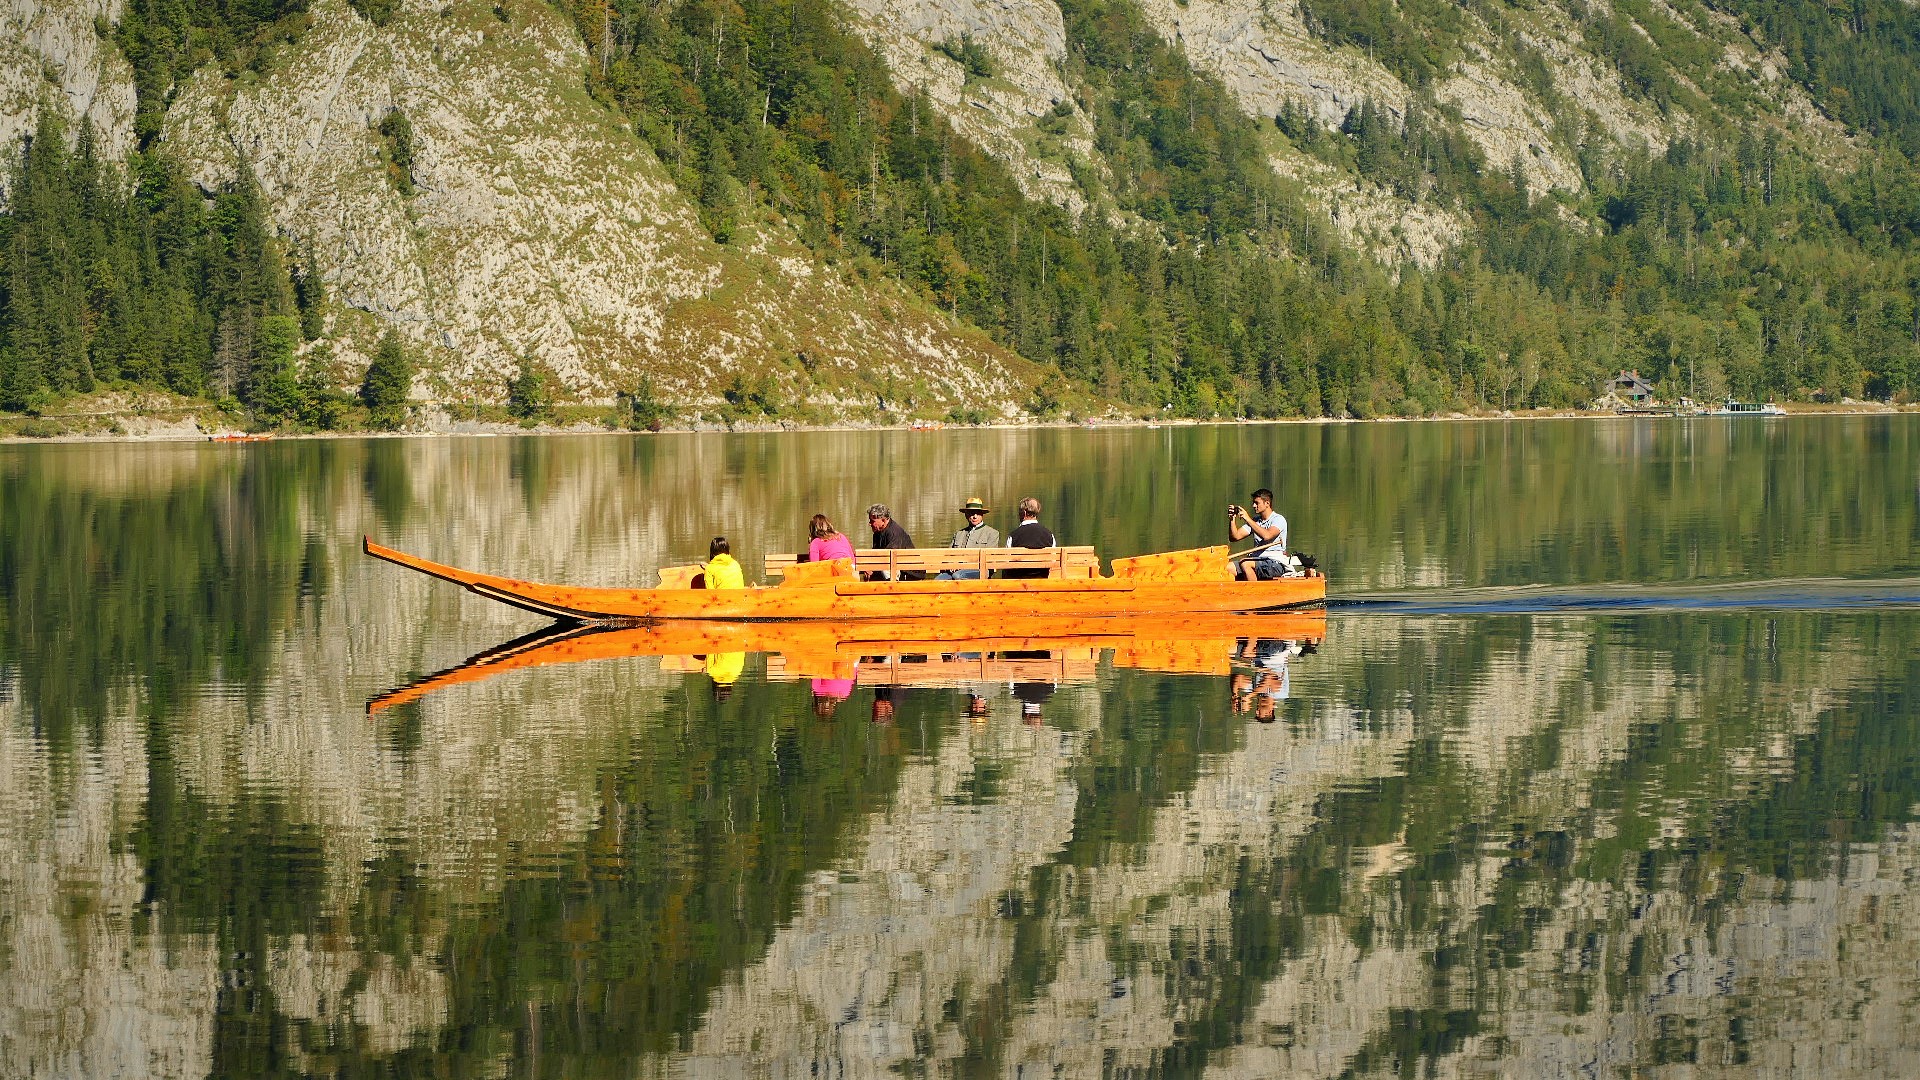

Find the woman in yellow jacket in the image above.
[{"left": 703, "top": 536, "right": 746, "bottom": 590}]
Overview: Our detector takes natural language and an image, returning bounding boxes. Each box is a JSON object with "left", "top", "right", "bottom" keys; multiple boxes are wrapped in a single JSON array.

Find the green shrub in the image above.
[
  {"left": 720, "top": 372, "right": 782, "bottom": 421},
  {"left": 348, "top": 0, "right": 398, "bottom": 26},
  {"left": 934, "top": 35, "right": 996, "bottom": 80},
  {"left": 622, "top": 374, "right": 675, "bottom": 431},
  {"left": 507, "top": 356, "right": 552, "bottom": 421},
  {"left": 377, "top": 109, "right": 416, "bottom": 195}
]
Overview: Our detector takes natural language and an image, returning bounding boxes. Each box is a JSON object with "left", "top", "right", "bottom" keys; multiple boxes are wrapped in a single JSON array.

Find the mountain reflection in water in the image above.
[{"left": 4, "top": 422, "right": 1920, "bottom": 1077}]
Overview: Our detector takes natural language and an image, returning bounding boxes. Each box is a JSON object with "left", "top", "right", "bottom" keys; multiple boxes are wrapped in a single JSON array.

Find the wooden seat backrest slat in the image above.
[{"left": 766, "top": 546, "right": 1097, "bottom": 580}]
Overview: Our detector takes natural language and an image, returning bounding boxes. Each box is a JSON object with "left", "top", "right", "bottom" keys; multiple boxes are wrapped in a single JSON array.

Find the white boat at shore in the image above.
[{"left": 1709, "top": 399, "right": 1786, "bottom": 416}]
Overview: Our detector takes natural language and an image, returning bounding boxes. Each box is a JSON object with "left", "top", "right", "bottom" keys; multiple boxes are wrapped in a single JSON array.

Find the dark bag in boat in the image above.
[{"left": 1294, "top": 552, "right": 1318, "bottom": 576}]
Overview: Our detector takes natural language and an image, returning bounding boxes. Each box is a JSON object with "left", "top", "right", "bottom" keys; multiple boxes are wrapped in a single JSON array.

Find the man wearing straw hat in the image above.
[{"left": 939, "top": 497, "right": 1000, "bottom": 580}]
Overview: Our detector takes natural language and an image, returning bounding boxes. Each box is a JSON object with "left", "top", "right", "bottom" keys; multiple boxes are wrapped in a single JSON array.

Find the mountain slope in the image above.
[{"left": 4, "top": 0, "right": 1920, "bottom": 424}]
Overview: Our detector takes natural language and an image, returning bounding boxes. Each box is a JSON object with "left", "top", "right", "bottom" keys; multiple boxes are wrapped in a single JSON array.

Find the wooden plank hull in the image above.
[
  {"left": 367, "top": 612, "right": 1327, "bottom": 714},
  {"left": 363, "top": 538, "right": 1326, "bottom": 621}
]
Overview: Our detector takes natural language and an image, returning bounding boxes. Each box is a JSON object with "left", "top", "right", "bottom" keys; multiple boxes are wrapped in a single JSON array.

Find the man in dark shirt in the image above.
[
  {"left": 1002, "top": 496, "right": 1056, "bottom": 579},
  {"left": 866, "top": 503, "right": 927, "bottom": 581}
]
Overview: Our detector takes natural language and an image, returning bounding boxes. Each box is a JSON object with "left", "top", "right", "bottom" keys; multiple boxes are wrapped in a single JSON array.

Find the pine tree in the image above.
[
  {"left": 292, "top": 247, "right": 327, "bottom": 340},
  {"left": 248, "top": 314, "right": 302, "bottom": 422},
  {"left": 2, "top": 111, "right": 93, "bottom": 408},
  {"left": 360, "top": 331, "right": 413, "bottom": 429}
]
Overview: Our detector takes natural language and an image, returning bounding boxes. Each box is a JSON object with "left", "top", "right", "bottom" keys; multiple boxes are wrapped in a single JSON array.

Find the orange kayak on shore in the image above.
[{"left": 363, "top": 537, "right": 1326, "bottom": 622}]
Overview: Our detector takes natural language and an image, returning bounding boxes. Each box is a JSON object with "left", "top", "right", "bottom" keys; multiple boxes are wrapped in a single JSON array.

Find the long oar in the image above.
[{"left": 1231, "top": 535, "right": 1286, "bottom": 563}]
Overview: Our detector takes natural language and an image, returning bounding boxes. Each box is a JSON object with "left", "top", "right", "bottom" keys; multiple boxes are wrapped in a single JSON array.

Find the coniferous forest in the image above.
[{"left": 4, "top": 0, "right": 1920, "bottom": 425}]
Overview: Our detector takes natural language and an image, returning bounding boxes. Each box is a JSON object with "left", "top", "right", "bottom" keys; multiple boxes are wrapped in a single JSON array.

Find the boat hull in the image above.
[{"left": 364, "top": 538, "right": 1326, "bottom": 621}]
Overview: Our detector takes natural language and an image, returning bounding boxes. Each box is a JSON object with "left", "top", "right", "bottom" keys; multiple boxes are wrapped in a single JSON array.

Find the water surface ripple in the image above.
[
  {"left": 1335, "top": 576, "right": 1920, "bottom": 613},
  {"left": 3, "top": 416, "right": 1918, "bottom": 1078}
]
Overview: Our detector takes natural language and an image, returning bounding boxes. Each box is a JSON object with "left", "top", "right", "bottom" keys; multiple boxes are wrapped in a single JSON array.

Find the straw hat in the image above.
[{"left": 959, "top": 497, "right": 991, "bottom": 514}]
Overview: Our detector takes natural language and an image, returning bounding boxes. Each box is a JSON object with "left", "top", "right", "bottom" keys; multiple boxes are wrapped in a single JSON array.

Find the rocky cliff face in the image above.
[
  {"left": 169, "top": 0, "right": 1045, "bottom": 411},
  {"left": 839, "top": 0, "right": 1853, "bottom": 266},
  {"left": 0, "top": 0, "right": 136, "bottom": 187},
  {"left": 3, "top": 0, "right": 1039, "bottom": 414},
  {"left": 0, "top": 0, "right": 1872, "bottom": 404}
]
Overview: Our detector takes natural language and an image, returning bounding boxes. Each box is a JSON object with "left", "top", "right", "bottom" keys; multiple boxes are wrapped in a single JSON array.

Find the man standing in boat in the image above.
[
  {"left": 1228, "top": 488, "right": 1288, "bottom": 580},
  {"left": 1001, "top": 497, "right": 1056, "bottom": 580},
  {"left": 866, "top": 504, "right": 927, "bottom": 581},
  {"left": 939, "top": 497, "right": 999, "bottom": 580}
]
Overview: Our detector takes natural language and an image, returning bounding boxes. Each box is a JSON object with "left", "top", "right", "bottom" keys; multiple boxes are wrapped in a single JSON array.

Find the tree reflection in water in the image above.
[{"left": 4, "top": 423, "right": 1920, "bottom": 1076}]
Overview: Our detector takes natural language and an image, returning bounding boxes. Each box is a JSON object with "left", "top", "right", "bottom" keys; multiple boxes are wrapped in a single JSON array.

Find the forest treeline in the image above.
[
  {"left": 0, "top": 110, "right": 415, "bottom": 423},
  {"left": 5, "top": 0, "right": 1920, "bottom": 424}
]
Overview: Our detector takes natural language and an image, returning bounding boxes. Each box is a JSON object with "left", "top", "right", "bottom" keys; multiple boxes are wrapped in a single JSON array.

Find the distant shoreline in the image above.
[{"left": 2, "top": 399, "right": 1912, "bottom": 444}]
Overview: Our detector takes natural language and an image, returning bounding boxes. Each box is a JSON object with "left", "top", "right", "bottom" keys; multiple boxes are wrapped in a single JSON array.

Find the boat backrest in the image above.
[
  {"left": 1108, "top": 545, "right": 1232, "bottom": 582},
  {"left": 767, "top": 651, "right": 1099, "bottom": 684},
  {"left": 656, "top": 564, "right": 705, "bottom": 589},
  {"left": 765, "top": 546, "right": 1100, "bottom": 582}
]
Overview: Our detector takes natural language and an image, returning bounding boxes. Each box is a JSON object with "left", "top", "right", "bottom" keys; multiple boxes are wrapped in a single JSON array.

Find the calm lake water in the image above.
[{"left": 3, "top": 416, "right": 1918, "bottom": 1077}]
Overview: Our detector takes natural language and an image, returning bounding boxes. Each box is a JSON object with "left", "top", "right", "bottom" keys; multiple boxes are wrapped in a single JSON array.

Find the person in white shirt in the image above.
[{"left": 1227, "top": 487, "right": 1288, "bottom": 580}]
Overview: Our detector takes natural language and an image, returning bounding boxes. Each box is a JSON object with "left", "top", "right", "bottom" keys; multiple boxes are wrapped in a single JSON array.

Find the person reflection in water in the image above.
[
  {"left": 872, "top": 686, "right": 897, "bottom": 724},
  {"left": 707, "top": 650, "right": 745, "bottom": 701},
  {"left": 1231, "top": 638, "right": 1313, "bottom": 722},
  {"left": 1012, "top": 681, "right": 1054, "bottom": 725},
  {"left": 812, "top": 674, "right": 853, "bottom": 718}
]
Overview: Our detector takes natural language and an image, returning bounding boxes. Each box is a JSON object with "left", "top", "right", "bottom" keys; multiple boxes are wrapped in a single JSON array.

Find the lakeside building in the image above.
[{"left": 1606, "top": 369, "right": 1658, "bottom": 404}]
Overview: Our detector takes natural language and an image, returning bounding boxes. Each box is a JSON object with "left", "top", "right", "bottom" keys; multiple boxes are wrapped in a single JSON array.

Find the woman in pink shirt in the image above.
[{"left": 807, "top": 514, "right": 855, "bottom": 564}]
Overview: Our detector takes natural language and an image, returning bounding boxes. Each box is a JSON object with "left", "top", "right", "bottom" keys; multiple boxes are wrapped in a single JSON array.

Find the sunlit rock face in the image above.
[
  {"left": 0, "top": 0, "right": 1036, "bottom": 412},
  {"left": 839, "top": 0, "right": 1100, "bottom": 216},
  {"left": 159, "top": 0, "right": 718, "bottom": 397},
  {"left": 0, "top": 0, "right": 137, "bottom": 189},
  {"left": 152, "top": 0, "right": 1032, "bottom": 411}
]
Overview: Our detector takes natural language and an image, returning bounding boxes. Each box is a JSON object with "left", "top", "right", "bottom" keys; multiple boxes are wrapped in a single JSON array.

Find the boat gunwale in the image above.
[{"left": 363, "top": 536, "right": 1326, "bottom": 621}]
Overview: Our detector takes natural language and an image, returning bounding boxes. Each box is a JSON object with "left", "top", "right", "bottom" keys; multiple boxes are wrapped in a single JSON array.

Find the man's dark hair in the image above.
[
  {"left": 1252, "top": 488, "right": 1274, "bottom": 504},
  {"left": 710, "top": 536, "right": 730, "bottom": 558}
]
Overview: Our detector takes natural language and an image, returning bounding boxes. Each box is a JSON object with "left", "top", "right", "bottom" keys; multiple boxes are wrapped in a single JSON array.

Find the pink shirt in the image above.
[{"left": 808, "top": 533, "right": 855, "bottom": 563}]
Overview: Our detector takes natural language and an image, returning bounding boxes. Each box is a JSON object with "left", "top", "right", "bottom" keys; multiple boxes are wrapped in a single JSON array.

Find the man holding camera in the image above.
[{"left": 1227, "top": 488, "right": 1288, "bottom": 580}]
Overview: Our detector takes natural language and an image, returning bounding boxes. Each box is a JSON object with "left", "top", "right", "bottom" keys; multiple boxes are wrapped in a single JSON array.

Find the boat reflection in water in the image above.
[{"left": 367, "top": 613, "right": 1327, "bottom": 719}]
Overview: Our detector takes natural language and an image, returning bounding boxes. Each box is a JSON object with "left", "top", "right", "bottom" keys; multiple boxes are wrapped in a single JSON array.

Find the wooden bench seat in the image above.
[{"left": 765, "top": 545, "right": 1099, "bottom": 582}]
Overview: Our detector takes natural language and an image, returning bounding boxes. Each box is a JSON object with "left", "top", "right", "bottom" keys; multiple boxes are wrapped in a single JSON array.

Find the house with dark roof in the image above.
[{"left": 1606, "top": 370, "right": 1657, "bottom": 404}]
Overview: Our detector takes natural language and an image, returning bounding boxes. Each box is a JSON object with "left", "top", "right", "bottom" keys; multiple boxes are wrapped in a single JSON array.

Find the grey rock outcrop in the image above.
[
  {"left": 0, "top": 0, "right": 136, "bottom": 182},
  {"left": 841, "top": 0, "right": 1099, "bottom": 215},
  {"left": 159, "top": 0, "right": 1032, "bottom": 408}
]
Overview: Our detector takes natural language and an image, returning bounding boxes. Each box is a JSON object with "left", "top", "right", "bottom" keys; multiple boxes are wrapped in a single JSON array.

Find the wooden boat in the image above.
[
  {"left": 363, "top": 537, "right": 1325, "bottom": 622},
  {"left": 367, "top": 612, "right": 1327, "bottom": 714}
]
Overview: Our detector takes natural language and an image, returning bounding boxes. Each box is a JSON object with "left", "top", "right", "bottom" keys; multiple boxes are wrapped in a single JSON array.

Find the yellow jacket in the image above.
[{"left": 704, "top": 552, "right": 746, "bottom": 589}]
